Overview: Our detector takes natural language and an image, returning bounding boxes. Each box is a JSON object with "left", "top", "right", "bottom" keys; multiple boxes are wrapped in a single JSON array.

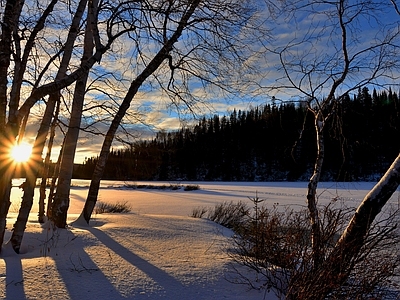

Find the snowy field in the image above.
[{"left": 1, "top": 180, "right": 399, "bottom": 299}]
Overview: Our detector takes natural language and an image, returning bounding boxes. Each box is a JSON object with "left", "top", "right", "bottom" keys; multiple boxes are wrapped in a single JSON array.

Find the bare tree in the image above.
[
  {"left": 50, "top": 0, "right": 96, "bottom": 228},
  {"left": 38, "top": 98, "right": 60, "bottom": 223},
  {"left": 305, "top": 155, "right": 400, "bottom": 299},
  {"left": 8, "top": 0, "right": 88, "bottom": 254},
  {"left": 68, "top": 0, "right": 265, "bottom": 224},
  {"left": 0, "top": 0, "right": 26, "bottom": 252},
  {"left": 257, "top": 0, "right": 400, "bottom": 297},
  {"left": 0, "top": 0, "right": 113, "bottom": 250}
]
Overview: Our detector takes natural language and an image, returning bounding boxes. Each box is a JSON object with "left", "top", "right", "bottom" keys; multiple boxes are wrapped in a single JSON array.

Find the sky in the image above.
[{"left": 17, "top": 0, "right": 400, "bottom": 164}]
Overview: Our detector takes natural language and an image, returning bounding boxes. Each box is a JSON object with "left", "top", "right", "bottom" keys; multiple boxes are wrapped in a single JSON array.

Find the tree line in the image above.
[{"left": 77, "top": 87, "right": 400, "bottom": 182}]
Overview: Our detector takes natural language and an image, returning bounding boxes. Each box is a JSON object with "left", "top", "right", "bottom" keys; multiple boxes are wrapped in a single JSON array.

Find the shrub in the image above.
[
  {"left": 169, "top": 184, "right": 180, "bottom": 190},
  {"left": 191, "top": 206, "right": 208, "bottom": 218},
  {"left": 193, "top": 197, "right": 400, "bottom": 298},
  {"left": 207, "top": 201, "right": 249, "bottom": 231},
  {"left": 227, "top": 198, "right": 400, "bottom": 299},
  {"left": 184, "top": 184, "right": 200, "bottom": 191},
  {"left": 191, "top": 201, "right": 249, "bottom": 231},
  {"left": 123, "top": 183, "right": 200, "bottom": 191},
  {"left": 94, "top": 201, "right": 132, "bottom": 214}
]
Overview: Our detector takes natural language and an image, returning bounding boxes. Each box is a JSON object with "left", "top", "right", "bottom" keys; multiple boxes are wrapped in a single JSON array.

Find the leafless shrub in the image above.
[
  {"left": 184, "top": 184, "right": 200, "bottom": 191},
  {"left": 191, "top": 196, "right": 400, "bottom": 298},
  {"left": 191, "top": 201, "right": 250, "bottom": 231},
  {"left": 124, "top": 183, "right": 199, "bottom": 191},
  {"left": 191, "top": 206, "right": 208, "bottom": 218},
  {"left": 227, "top": 198, "right": 400, "bottom": 299},
  {"left": 206, "top": 201, "right": 250, "bottom": 231},
  {"left": 94, "top": 201, "right": 131, "bottom": 214}
]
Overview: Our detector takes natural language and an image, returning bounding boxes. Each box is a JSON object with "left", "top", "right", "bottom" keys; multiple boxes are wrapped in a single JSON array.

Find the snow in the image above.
[{"left": 1, "top": 180, "right": 399, "bottom": 299}]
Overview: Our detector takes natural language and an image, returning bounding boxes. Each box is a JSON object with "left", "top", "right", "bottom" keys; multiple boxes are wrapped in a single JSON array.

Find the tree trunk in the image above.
[
  {"left": 50, "top": 77, "right": 90, "bottom": 228},
  {"left": 307, "top": 111, "right": 324, "bottom": 269},
  {"left": 0, "top": 160, "right": 13, "bottom": 251},
  {"left": 320, "top": 153, "right": 400, "bottom": 297},
  {"left": 7, "top": 0, "right": 88, "bottom": 251},
  {"left": 9, "top": 169, "right": 37, "bottom": 253},
  {"left": 38, "top": 100, "right": 60, "bottom": 223},
  {"left": 10, "top": 93, "right": 58, "bottom": 252},
  {"left": 80, "top": 0, "right": 202, "bottom": 224},
  {"left": 286, "top": 110, "right": 326, "bottom": 298},
  {"left": 47, "top": 145, "right": 63, "bottom": 218},
  {"left": 0, "top": 0, "right": 24, "bottom": 128},
  {"left": 51, "top": 5, "right": 94, "bottom": 227},
  {"left": 288, "top": 153, "right": 400, "bottom": 299},
  {"left": 0, "top": 0, "right": 24, "bottom": 251}
]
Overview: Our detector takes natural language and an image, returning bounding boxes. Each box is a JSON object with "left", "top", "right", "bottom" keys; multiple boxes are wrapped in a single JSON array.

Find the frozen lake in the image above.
[{"left": 9, "top": 179, "right": 400, "bottom": 218}]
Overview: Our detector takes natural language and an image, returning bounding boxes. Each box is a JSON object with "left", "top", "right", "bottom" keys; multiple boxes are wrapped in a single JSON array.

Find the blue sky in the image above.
[{"left": 22, "top": 0, "right": 400, "bottom": 164}]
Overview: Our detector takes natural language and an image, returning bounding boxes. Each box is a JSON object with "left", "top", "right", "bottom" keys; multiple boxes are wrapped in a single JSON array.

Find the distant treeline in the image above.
[{"left": 75, "top": 87, "right": 400, "bottom": 181}]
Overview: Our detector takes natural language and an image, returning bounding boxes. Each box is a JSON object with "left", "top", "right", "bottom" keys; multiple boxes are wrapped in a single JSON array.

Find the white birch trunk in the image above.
[
  {"left": 51, "top": 4, "right": 94, "bottom": 228},
  {"left": 7, "top": 0, "right": 88, "bottom": 251},
  {"left": 307, "top": 111, "right": 324, "bottom": 268}
]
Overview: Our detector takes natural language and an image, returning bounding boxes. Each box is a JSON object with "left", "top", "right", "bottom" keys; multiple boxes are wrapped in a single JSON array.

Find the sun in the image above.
[{"left": 11, "top": 143, "right": 33, "bottom": 163}]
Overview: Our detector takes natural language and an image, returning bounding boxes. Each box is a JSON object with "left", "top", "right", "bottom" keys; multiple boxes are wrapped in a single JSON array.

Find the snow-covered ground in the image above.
[{"left": 1, "top": 180, "right": 399, "bottom": 299}]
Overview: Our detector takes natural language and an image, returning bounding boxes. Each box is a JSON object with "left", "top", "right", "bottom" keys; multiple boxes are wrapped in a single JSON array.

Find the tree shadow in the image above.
[
  {"left": 50, "top": 230, "right": 126, "bottom": 300},
  {"left": 4, "top": 256, "right": 26, "bottom": 300},
  {"left": 88, "top": 227, "right": 185, "bottom": 298},
  {"left": 2, "top": 227, "right": 125, "bottom": 300}
]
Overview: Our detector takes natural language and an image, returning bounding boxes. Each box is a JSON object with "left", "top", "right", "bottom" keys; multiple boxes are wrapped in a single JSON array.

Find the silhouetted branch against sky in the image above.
[
  {"left": 11, "top": 0, "right": 400, "bottom": 163},
  {"left": 260, "top": 0, "right": 400, "bottom": 103}
]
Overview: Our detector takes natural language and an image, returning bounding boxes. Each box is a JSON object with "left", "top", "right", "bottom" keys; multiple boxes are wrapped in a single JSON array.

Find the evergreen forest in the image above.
[{"left": 76, "top": 87, "right": 400, "bottom": 181}]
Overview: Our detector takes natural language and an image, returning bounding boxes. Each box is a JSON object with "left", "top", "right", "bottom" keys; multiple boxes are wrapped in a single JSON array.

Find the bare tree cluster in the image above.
[
  {"left": 236, "top": 0, "right": 400, "bottom": 297},
  {"left": 0, "top": 0, "right": 399, "bottom": 298},
  {"left": 0, "top": 0, "right": 262, "bottom": 252}
]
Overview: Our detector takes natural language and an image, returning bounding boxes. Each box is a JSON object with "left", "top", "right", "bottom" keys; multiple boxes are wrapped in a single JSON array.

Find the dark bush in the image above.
[{"left": 95, "top": 201, "right": 132, "bottom": 214}]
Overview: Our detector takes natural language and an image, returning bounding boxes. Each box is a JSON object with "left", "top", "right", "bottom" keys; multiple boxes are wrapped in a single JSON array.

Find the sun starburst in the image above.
[{"left": 11, "top": 143, "right": 33, "bottom": 163}]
